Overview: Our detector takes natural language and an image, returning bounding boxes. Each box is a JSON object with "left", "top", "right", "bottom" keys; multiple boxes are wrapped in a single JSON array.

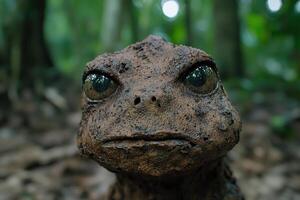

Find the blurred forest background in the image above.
[{"left": 0, "top": 0, "right": 299, "bottom": 199}]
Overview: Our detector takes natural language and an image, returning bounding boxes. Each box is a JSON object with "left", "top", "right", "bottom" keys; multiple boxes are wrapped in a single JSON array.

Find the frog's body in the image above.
[{"left": 78, "top": 35, "right": 243, "bottom": 200}]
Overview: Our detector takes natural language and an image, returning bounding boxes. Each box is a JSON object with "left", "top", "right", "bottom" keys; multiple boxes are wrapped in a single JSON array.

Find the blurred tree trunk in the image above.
[
  {"left": 212, "top": 0, "right": 243, "bottom": 78},
  {"left": 21, "top": 0, "right": 53, "bottom": 70},
  {"left": 101, "top": 0, "right": 125, "bottom": 51},
  {"left": 184, "top": 0, "right": 193, "bottom": 45},
  {"left": 1, "top": 0, "right": 53, "bottom": 100},
  {"left": 101, "top": 0, "right": 139, "bottom": 50},
  {"left": 125, "top": 0, "right": 139, "bottom": 42},
  {"left": 20, "top": 0, "right": 53, "bottom": 88}
]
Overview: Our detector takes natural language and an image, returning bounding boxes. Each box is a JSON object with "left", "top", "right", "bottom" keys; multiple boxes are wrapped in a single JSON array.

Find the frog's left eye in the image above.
[
  {"left": 83, "top": 73, "right": 118, "bottom": 101},
  {"left": 183, "top": 64, "right": 218, "bottom": 94}
]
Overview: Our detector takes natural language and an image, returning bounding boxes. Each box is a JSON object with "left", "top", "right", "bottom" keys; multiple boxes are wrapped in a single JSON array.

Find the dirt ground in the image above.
[{"left": 0, "top": 89, "right": 299, "bottom": 200}]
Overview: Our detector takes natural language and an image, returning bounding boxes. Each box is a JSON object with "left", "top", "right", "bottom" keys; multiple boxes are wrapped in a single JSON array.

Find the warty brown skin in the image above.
[{"left": 78, "top": 35, "right": 243, "bottom": 200}]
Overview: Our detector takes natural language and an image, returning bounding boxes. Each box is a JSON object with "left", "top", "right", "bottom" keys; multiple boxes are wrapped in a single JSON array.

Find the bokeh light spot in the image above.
[
  {"left": 295, "top": 0, "right": 300, "bottom": 13},
  {"left": 267, "top": 0, "right": 282, "bottom": 12},
  {"left": 162, "top": 0, "right": 179, "bottom": 18}
]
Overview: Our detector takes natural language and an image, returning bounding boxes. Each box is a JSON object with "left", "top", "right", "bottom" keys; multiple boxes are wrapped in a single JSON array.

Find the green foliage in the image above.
[
  {"left": 45, "top": 0, "right": 104, "bottom": 79},
  {"left": 41, "top": 0, "right": 300, "bottom": 89},
  {"left": 270, "top": 115, "right": 296, "bottom": 139}
]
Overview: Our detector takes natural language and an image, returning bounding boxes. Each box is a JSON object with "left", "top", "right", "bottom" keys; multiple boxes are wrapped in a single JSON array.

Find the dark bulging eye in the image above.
[
  {"left": 83, "top": 73, "right": 118, "bottom": 101},
  {"left": 183, "top": 64, "right": 218, "bottom": 94}
]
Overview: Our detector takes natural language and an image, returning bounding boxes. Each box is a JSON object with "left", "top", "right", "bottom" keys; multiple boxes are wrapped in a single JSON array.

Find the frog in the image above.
[{"left": 78, "top": 35, "right": 243, "bottom": 200}]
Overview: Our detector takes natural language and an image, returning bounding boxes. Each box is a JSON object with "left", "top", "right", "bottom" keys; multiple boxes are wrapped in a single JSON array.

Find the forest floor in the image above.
[{"left": 0, "top": 88, "right": 299, "bottom": 200}]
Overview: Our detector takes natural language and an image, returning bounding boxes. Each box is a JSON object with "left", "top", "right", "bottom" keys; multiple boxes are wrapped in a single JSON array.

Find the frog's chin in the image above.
[
  {"left": 85, "top": 129, "right": 237, "bottom": 177},
  {"left": 92, "top": 140, "right": 223, "bottom": 177}
]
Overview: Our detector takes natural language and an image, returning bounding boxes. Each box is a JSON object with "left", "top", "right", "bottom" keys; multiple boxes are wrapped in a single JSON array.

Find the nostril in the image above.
[
  {"left": 151, "top": 96, "right": 157, "bottom": 102},
  {"left": 134, "top": 97, "right": 141, "bottom": 105}
]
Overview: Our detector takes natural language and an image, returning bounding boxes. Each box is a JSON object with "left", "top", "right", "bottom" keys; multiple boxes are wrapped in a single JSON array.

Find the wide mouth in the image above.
[{"left": 101, "top": 131, "right": 196, "bottom": 146}]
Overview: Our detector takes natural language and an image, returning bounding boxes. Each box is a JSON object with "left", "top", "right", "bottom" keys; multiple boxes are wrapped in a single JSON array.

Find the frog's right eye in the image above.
[
  {"left": 182, "top": 64, "right": 218, "bottom": 95},
  {"left": 83, "top": 73, "right": 118, "bottom": 101}
]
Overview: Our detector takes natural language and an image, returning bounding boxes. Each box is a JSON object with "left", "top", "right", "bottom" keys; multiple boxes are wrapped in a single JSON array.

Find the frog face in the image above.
[{"left": 78, "top": 35, "right": 241, "bottom": 177}]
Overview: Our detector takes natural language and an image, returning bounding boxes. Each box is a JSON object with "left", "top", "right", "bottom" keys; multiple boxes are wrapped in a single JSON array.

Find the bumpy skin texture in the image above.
[{"left": 78, "top": 35, "right": 243, "bottom": 200}]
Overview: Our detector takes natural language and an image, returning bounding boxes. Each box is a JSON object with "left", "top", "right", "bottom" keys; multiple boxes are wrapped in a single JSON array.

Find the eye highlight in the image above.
[
  {"left": 83, "top": 73, "right": 118, "bottom": 101},
  {"left": 183, "top": 64, "right": 218, "bottom": 94}
]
